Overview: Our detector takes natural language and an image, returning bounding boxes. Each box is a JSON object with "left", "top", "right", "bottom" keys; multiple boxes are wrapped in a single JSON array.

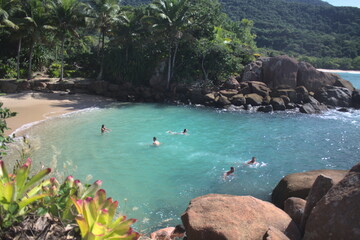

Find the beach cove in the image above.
[{"left": 1, "top": 71, "right": 359, "bottom": 235}]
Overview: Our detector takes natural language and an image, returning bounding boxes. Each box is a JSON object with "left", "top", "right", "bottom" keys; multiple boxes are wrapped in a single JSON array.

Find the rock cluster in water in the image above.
[{"left": 180, "top": 162, "right": 360, "bottom": 240}]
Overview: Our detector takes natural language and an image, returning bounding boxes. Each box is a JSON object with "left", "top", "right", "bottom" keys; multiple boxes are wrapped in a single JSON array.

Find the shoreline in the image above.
[
  {"left": 317, "top": 68, "right": 360, "bottom": 74},
  {"left": 0, "top": 91, "right": 115, "bottom": 136}
]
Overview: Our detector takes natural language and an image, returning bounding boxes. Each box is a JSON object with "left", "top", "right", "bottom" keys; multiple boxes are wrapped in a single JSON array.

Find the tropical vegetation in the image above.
[
  {"left": 123, "top": 0, "right": 360, "bottom": 70},
  {"left": 0, "top": 0, "right": 257, "bottom": 86}
]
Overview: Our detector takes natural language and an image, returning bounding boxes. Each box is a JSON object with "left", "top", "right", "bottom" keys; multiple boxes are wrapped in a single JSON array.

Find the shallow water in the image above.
[{"left": 9, "top": 72, "right": 360, "bottom": 234}]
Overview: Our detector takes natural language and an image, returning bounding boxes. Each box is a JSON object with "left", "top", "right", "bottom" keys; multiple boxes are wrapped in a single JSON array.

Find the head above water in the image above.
[
  {"left": 183, "top": 129, "right": 188, "bottom": 133},
  {"left": 153, "top": 137, "right": 157, "bottom": 141},
  {"left": 230, "top": 167, "right": 235, "bottom": 172},
  {"left": 101, "top": 124, "right": 105, "bottom": 128}
]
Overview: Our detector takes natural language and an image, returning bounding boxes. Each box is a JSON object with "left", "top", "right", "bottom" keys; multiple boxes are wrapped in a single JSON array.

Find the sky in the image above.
[{"left": 323, "top": 0, "right": 360, "bottom": 8}]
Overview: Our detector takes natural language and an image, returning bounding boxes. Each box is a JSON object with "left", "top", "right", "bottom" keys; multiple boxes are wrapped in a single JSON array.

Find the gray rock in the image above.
[
  {"left": 271, "top": 97, "right": 286, "bottom": 111},
  {"left": 262, "top": 56, "right": 298, "bottom": 89},
  {"left": 284, "top": 197, "right": 306, "bottom": 227},
  {"left": 315, "top": 86, "right": 352, "bottom": 107},
  {"left": 300, "top": 175, "right": 334, "bottom": 232},
  {"left": 299, "top": 96, "right": 328, "bottom": 114},
  {"left": 352, "top": 89, "right": 360, "bottom": 109},
  {"left": 271, "top": 169, "right": 348, "bottom": 209},
  {"left": 303, "top": 163, "right": 360, "bottom": 240},
  {"left": 258, "top": 105, "right": 273, "bottom": 113},
  {"left": 245, "top": 93, "right": 263, "bottom": 106}
]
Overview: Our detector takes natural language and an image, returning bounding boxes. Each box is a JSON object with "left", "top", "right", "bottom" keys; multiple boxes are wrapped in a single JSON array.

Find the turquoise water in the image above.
[
  {"left": 20, "top": 72, "right": 360, "bottom": 234},
  {"left": 337, "top": 72, "right": 360, "bottom": 89}
]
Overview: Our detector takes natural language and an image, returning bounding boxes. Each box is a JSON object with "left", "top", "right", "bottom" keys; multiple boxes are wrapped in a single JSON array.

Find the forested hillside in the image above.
[{"left": 125, "top": 0, "right": 360, "bottom": 69}]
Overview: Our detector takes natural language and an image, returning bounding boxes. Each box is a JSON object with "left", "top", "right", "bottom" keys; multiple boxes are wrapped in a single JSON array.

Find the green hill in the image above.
[{"left": 123, "top": 0, "right": 360, "bottom": 61}]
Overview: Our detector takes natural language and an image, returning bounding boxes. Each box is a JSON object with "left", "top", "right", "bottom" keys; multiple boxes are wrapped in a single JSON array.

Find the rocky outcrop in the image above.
[
  {"left": 181, "top": 194, "right": 301, "bottom": 240},
  {"left": 241, "top": 59, "right": 263, "bottom": 82},
  {"left": 271, "top": 169, "right": 348, "bottom": 209},
  {"left": 284, "top": 197, "right": 306, "bottom": 227},
  {"left": 352, "top": 89, "right": 360, "bottom": 108},
  {"left": 264, "top": 227, "right": 292, "bottom": 240},
  {"left": 300, "top": 174, "right": 334, "bottom": 231},
  {"left": 315, "top": 86, "right": 352, "bottom": 107},
  {"left": 299, "top": 96, "right": 328, "bottom": 114},
  {"left": 262, "top": 56, "right": 299, "bottom": 89},
  {"left": 303, "top": 163, "right": 360, "bottom": 240}
]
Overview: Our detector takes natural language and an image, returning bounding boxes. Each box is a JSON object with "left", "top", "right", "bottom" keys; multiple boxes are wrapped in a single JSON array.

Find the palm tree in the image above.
[
  {"left": 47, "top": 0, "right": 85, "bottom": 81},
  {"left": 144, "top": 0, "right": 191, "bottom": 89},
  {"left": 0, "top": 0, "right": 18, "bottom": 29},
  {"left": 18, "top": 0, "right": 52, "bottom": 80},
  {"left": 85, "top": 0, "right": 120, "bottom": 80}
]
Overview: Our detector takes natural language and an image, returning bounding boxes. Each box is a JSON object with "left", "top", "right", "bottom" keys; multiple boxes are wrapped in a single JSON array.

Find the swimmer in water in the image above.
[
  {"left": 247, "top": 157, "right": 257, "bottom": 165},
  {"left": 223, "top": 167, "right": 235, "bottom": 179},
  {"left": 167, "top": 129, "right": 188, "bottom": 135},
  {"left": 101, "top": 124, "right": 111, "bottom": 134},
  {"left": 153, "top": 137, "right": 160, "bottom": 146}
]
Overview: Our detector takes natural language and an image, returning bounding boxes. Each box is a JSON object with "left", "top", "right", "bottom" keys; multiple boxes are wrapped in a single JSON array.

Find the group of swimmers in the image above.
[{"left": 223, "top": 157, "right": 257, "bottom": 179}]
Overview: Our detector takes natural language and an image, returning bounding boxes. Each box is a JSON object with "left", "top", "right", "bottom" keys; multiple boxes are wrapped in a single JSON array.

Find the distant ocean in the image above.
[{"left": 10, "top": 71, "right": 360, "bottom": 234}]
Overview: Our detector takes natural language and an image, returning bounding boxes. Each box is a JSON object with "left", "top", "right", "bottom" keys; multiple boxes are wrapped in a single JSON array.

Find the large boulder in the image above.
[
  {"left": 245, "top": 93, "right": 263, "bottom": 106},
  {"left": 284, "top": 197, "right": 306, "bottom": 227},
  {"left": 299, "top": 96, "right": 328, "bottom": 114},
  {"left": 271, "top": 97, "right": 286, "bottom": 111},
  {"left": 230, "top": 94, "right": 246, "bottom": 106},
  {"left": 297, "top": 62, "right": 342, "bottom": 92},
  {"left": 271, "top": 169, "right": 348, "bottom": 209},
  {"left": 223, "top": 76, "right": 240, "bottom": 89},
  {"left": 264, "top": 226, "right": 292, "bottom": 240},
  {"left": 241, "top": 60, "right": 263, "bottom": 82},
  {"left": 303, "top": 163, "right": 360, "bottom": 240},
  {"left": 249, "top": 81, "right": 270, "bottom": 98},
  {"left": 262, "top": 56, "right": 298, "bottom": 89},
  {"left": 300, "top": 174, "right": 334, "bottom": 231},
  {"left": 315, "top": 86, "right": 352, "bottom": 107},
  {"left": 181, "top": 194, "right": 301, "bottom": 240},
  {"left": 352, "top": 89, "right": 360, "bottom": 109}
]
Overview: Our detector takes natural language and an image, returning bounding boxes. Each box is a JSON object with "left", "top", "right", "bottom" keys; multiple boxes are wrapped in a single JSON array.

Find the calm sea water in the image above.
[{"left": 15, "top": 72, "right": 360, "bottom": 234}]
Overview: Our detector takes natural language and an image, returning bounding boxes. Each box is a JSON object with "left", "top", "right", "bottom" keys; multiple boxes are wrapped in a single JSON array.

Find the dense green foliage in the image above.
[
  {"left": 0, "top": 0, "right": 257, "bottom": 86},
  {"left": 120, "top": 0, "right": 360, "bottom": 70}
]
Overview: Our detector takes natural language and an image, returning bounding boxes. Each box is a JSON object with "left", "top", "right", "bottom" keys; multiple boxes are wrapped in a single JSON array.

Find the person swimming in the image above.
[
  {"left": 153, "top": 137, "right": 160, "bottom": 146},
  {"left": 247, "top": 157, "right": 257, "bottom": 165},
  {"left": 101, "top": 124, "right": 111, "bottom": 134},
  {"left": 167, "top": 129, "right": 188, "bottom": 135},
  {"left": 223, "top": 167, "right": 235, "bottom": 179}
]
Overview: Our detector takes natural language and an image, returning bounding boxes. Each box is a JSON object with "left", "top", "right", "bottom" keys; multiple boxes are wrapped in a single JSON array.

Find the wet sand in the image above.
[{"left": 0, "top": 91, "right": 115, "bottom": 136}]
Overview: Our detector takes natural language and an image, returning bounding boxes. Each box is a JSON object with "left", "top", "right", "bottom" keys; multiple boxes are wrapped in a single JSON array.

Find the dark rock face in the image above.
[
  {"left": 299, "top": 96, "right": 328, "bottom": 114},
  {"left": 300, "top": 175, "right": 334, "bottom": 231},
  {"left": 223, "top": 76, "right": 240, "bottom": 89},
  {"left": 262, "top": 56, "right": 299, "bottom": 89},
  {"left": 230, "top": 94, "right": 246, "bottom": 106},
  {"left": 284, "top": 197, "right": 306, "bottom": 227},
  {"left": 315, "top": 86, "right": 352, "bottom": 107},
  {"left": 271, "top": 169, "right": 348, "bottom": 209},
  {"left": 303, "top": 163, "right": 360, "bottom": 240},
  {"left": 271, "top": 97, "right": 286, "bottom": 111},
  {"left": 1, "top": 81, "right": 18, "bottom": 93},
  {"left": 297, "top": 62, "right": 341, "bottom": 92},
  {"left": 258, "top": 105, "right": 273, "bottom": 113},
  {"left": 352, "top": 89, "right": 360, "bottom": 109},
  {"left": 181, "top": 194, "right": 301, "bottom": 240},
  {"left": 264, "top": 226, "right": 292, "bottom": 240},
  {"left": 241, "top": 60, "right": 263, "bottom": 82},
  {"left": 245, "top": 93, "right": 263, "bottom": 106}
]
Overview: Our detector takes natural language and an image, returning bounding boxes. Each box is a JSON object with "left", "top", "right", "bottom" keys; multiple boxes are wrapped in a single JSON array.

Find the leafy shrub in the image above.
[{"left": 0, "top": 58, "right": 17, "bottom": 79}]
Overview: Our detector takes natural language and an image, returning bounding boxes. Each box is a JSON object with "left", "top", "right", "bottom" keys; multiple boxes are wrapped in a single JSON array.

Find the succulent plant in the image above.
[
  {"left": 0, "top": 158, "right": 52, "bottom": 227},
  {"left": 72, "top": 189, "right": 139, "bottom": 240}
]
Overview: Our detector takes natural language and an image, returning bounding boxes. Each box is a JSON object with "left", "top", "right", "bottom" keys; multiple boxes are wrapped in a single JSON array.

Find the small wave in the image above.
[{"left": 246, "top": 162, "right": 267, "bottom": 168}]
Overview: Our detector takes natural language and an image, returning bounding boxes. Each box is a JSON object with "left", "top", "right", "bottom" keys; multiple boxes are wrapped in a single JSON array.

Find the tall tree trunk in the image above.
[
  {"left": 97, "top": 31, "right": 105, "bottom": 81},
  {"left": 201, "top": 55, "right": 208, "bottom": 81},
  {"left": 170, "top": 40, "right": 179, "bottom": 79},
  {"left": 60, "top": 37, "right": 65, "bottom": 81},
  {"left": 17, "top": 38, "right": 22, "bottom": 80},
  {"left": 166, "top": 43, "right": 172, "bottom": 90},
  {"left": 27, "top": 41, "right": 34, "bottom": 80}
]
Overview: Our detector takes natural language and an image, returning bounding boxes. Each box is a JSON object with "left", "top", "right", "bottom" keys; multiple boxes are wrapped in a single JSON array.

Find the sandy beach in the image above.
[
  {"left": 0, "top": 91, "right": 114, "bottom": 136},
  {"left": 317, "top": 69, "right": 360, "bottom": 74}
]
